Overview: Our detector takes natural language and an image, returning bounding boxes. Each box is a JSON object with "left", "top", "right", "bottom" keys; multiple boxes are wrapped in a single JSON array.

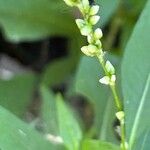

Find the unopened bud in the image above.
[
  {"left": 99, "top": 76, "right": 110, "bottom": 85},
  {"left": 81, "top": 44, "right": 98, "bottom": 57},
  {"left": 89, "top": 15, "right": 100, "bottom": 25},
  {"left": 105, "top": 61, "right": 115, "bottom": 75},
  {"left": 90, "top": 5, "right": 99, "bottom": 15},
  {"left": 75, "top": 19, "right": 85, "bottom": 29},
  {"left": 116, "top": 111, "right": 125, "bottom": 121},
  {"left": 94, "top": 28, "right": 103, "bottom": 39},
  {"left": 80, "top": 25, "right": 92, "bottom": 36}
]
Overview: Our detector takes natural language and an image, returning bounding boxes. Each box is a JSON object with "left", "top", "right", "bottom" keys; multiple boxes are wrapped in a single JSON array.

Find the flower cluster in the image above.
[
  {"left": 63, "top": 1, "right": 127, "bottom": 149},
  {"left": 64, "top": 0, "right": 116, "bottom": 86},
  {"left": 75, "top": 1, "right": 102, "bottom": 57}
]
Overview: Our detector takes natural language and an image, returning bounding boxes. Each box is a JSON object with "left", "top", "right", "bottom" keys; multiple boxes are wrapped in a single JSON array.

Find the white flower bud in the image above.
[
  {"left": 116, "top": 111, "right": 125, "bottom": 121},
  {"left": 99, "top": 76, "right": 110, "bottom": 85},
  {"left": 80, "top": 25, "right": 92, "bottom": 36},
  {"left": 90, "top": 5, "right": 99, "bottom": 15},
  {"left": 105, "top": 61, "right": 115, "bottom": 75},
  {"left": 89, "top": 15, "right": 100, "bottom": 25},
  {"left": 95, "top": 40, "right": 102, "bottom": 48},
  {"left": 82, "top": 0, "right": 89, "bottom": 8},
  {"left": 94, "top": 28, "right": 103, "bottom": 39},
  {"left": 81, "top": 44, "right": 98, "bottom": 57},
  {"left": 75, "top": 19, "right": 85, "bottom": 29},
  {"left": 111, "top": 75, "right": 116, "bottom": 83}
]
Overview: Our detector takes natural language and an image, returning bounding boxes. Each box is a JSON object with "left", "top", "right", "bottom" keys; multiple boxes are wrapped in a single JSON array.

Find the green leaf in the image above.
[
  {"left": 42, "top": 57, "right": 76, "bottom": 87},
  {"left": 56, "top": 94, "right": 82, "bottom": 150},
  {"left": 0, "top": 106, "right": 65, "bottom": 150},
  {"left": 81, "top": 139, "right": 120, "bottom": 150},
  {"left": 122, "top": 0, "right": 150, "bottom": 149},
  {"left": 97, "top": 0, "right": 120, "bottom": 27},
  {"left": 0, "top": 73, "right": 36, "bottom": 117},
  {"left": 40, "top": 85, "right": 58, "bottom": 135},
  {"left": 41, "top": 35, "right": 83, "bottom": 87},
  {"left": 0, "top": 0, "right": 77, "bottom": 41},
  {"left": 75, "top": 56, "right": 109, "bottom": 130}
]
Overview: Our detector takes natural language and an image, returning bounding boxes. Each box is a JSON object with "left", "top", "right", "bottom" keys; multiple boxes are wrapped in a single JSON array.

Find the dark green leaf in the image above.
[{"left": 0, "top": 73, "right": 36, "bottom": 117}]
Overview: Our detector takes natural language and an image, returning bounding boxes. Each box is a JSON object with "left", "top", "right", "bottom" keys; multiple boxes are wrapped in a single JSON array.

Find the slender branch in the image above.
[
  {"left": 97, "top": 53, "right": 127, "bottom": 150},
  {"left": 62, "top": 0, "right": 128, "bottom": 149}
]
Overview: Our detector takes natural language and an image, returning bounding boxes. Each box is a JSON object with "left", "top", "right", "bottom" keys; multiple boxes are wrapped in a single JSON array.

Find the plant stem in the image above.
[{"left": 96, "top": 54, "right": 127, "bottom": 150}]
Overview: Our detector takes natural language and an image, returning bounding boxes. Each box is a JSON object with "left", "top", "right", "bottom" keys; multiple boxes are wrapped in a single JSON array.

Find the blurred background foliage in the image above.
[{"left": 0, "top": 0, "right": 148, "bottom": 149}]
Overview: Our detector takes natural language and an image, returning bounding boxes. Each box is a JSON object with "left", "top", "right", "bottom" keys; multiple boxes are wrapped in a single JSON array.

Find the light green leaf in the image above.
[
  {"left": 122, "top": 0, "right": 150, "bottom": 149},
  {"left": 0, "top": 106, "right": 65, "bottom": 150},
  {"left": 0, "top": 0, "right": 77, "bottom": 41},
  {"left": 56, "top": 94, "right": 82, "bottom": 150},
  {"left": 81, "top": 139, "right": 120, "bottom": 150},
  {"left": 0, "top": 73, "right": 36, "bottom": 117},
  {"left": 40, "top": 86, "right": 58, "bottom": 135}
]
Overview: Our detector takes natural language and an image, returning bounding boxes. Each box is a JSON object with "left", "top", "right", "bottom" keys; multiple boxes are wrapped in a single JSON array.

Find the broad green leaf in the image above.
[
  {"left": 0, "top": 0, "right": 77, "bottom": 41},
  {"left": 99, "top": 96, "right": 117, "bottom": 143},
  {"left": 75, "top": 55, "right": 120, "bottom": 143},
  {"left": 97, "top": 0, "right": 120, "bottom": 27},
  {"left": 0, "top": 73, "right": 36, "bottom": 117},
  {"left": 81, "top": 139, "right": 120, "bottom": 150},
  {"left": 41, "top": 35, "right": 83, "bottom": 87},
  {"left": 0, "top": 106, "right": 65, "bottom": 150},
  {"left": 75, "top": 56, "right": 109, "bottom": 131},
  {"left": 122, "top": 0, "right": 150, "bottom": 149},
  {"left": 41, "top": 58, "right": 73, "bottom": 87},
  {"left": 40, "top": 86, "right": 58, "bottom": 135},
  {"left": 56, "top": 94, "right": 82, "bottom": 150}
]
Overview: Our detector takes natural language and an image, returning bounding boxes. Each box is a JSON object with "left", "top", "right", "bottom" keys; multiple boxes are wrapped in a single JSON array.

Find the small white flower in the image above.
[
  {"left": 75, "top": 19, "right": 85, "bottom": 29},
  {"left": 81, "top": 44, "right": 98, "bottom": 57},
  {"left": 116, "top": 111, "right": 125, "bottom": 121},
  {"left": 105, "top": 61, "right": 115, "bottom": 75},
  {"left": 82, "top": 0, "right": 89, "bottom": 8},
  {"left": 94, "top": 28, "right": 103, "bottom": 39},
  {"left": 99, "top": 76, "right": 110, "bottom": 85},
  {"left": 80, "top": 25, "right": 92, "bottom": 36},
  {"left": 89, "top": 15, "right": 100, "bottom": 25},
  {"left": 90, "top": 5, "right": 99, "bottom": 15}
]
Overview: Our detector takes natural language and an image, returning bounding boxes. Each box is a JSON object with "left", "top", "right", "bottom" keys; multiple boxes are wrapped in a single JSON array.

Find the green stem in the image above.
[{"left": 96, "top": 54, "right": 127, "bottom": 150}]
